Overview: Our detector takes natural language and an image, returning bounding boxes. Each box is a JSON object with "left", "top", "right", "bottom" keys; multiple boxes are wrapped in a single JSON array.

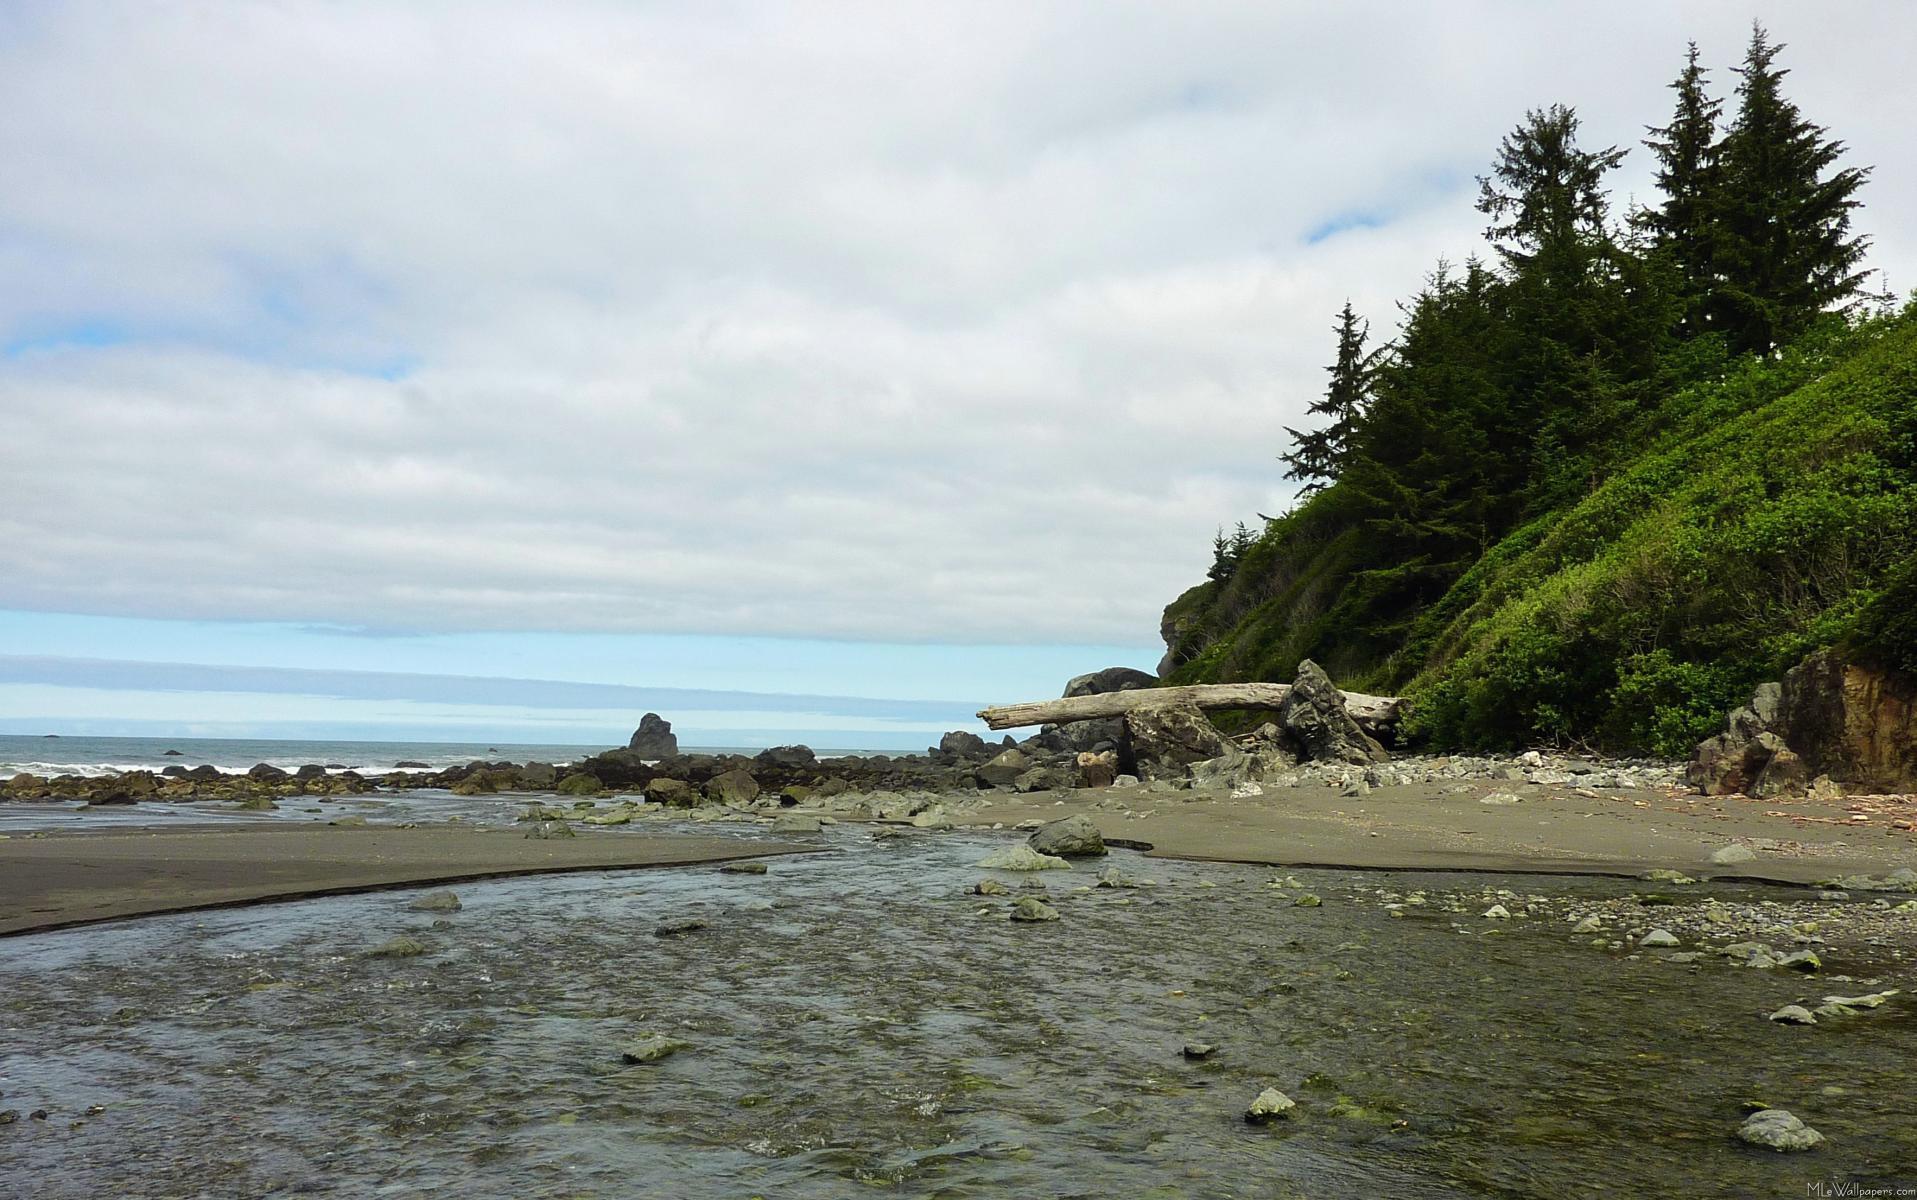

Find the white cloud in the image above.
[{"left": 2, "top": 1, "right": 1912, "bottom": 644}]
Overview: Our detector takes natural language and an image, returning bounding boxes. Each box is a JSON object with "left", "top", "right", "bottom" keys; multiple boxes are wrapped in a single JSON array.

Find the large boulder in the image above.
[
  {"left": 975, "top": 747, "right": 1032, "bottom": 789},
  {"left": 1776, "top": 650, "right": 1917, "bottom": 794},
  {"left": 1063, "top": 667, "right": 1159, "bottom": 698},
  {"left": 938, "top": 730, "right": 990, "bottom": 759},
  {"left": 628, "top": 713, "right": 680, "bottom": 758},
  {"left": 1688, "top": 729, "right": 1783, "bottom": 796},
  {"left": 1120, "top": 702, "right": 1230, "bottom": 780},
  {"left": 755, "top": 745, "right": 816, "bottom": 769},
  {"left": 1026, "top": 814, "right": 1106, "bottom": 857},
  {"left": 703, "top": 768, "right": 760, "bottom": 806},
  {"left": 1277, "top": 660, "right": 1385, "bottom": 765}
]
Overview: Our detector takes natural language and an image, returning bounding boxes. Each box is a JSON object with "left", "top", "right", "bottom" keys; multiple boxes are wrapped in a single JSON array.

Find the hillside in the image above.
[{"left": 1162, "top": 311, "right": 1917, "bottom": 755}]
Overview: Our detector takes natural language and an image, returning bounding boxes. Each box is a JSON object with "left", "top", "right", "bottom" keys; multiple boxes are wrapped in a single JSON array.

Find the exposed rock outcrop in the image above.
[
  {"left": 1689, "top": 651, "right": 1917, "bottom": 796},
  {"left": 1120, "top": 702, "right": 1230, "bottom": 780},
  {"left": 1276, "top": 659, "right": 1386, "bottom": 765},
  {"left": 628, "top": 713, "right": 679, "bottom": 758}
]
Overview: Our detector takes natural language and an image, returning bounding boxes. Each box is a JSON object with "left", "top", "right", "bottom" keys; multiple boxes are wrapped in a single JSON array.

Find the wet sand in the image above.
[
  {"left": 961, "top": 779, "right": 1917, "bottom": 883},
  {"left": 0, "top": 825, "right": 812, "bottom": 936}
]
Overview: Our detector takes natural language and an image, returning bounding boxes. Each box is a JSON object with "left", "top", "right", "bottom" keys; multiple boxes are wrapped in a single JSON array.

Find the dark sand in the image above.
[
  {"left": 960, "top": 779, "right": 1917, "bottom": 883},
  {"left": 0, "top": 825, "right": 812, "bottom": 936}
]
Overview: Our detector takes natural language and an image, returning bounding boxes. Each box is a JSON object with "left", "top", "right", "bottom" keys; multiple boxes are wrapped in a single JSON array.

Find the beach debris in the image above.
[
  {"left": 1767, "top": 1005, "right": 1817, "bottom": 1025},
  {"left": 619, "top": 1034, "right": 691, "bottom": 1064},
  {"left": 1009, "top": 896, "right": 1061, "bottom": 922},
  {"left": 1736, "top": 1108, "right": 1823, "bottom": 1151},
  {"left": 975, "top": 844, "right": 1071, "bottom": 872},
  {"left": 1245, "top": 1088, "right": 1297, "bottom": 1123},
  {"left": 1026, "top": 814, "right": 1106, "bottom": 857},
  {"left": 406, "top": 889, "right": 462, "bottom": 912}
]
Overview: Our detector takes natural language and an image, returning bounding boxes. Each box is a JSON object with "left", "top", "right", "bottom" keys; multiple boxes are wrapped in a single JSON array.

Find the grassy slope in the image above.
[{"left": 1163, "top": 314, "right": 1917, "bottom": 753}]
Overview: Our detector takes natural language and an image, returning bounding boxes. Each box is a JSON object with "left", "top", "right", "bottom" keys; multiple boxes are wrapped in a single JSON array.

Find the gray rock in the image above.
[
  {"left": 653, "top": 918, "right": 707, "bottom": 937},
  {"left": 1778, "top": 950, "right": 1822, "bottom": 973},
  {"left": 627, "top": 713, "right": 679, "bottom": 758},
  {"left": 1640, "top": 929, "right": 1680, "bottom": 948},
  {"left": 704, "top": 768, "right": 760, "bottom": 806},
  {"left": 367, "top": 935, "right": 428, "bottom": 958},
  {"left": 1181, "top": 1042, "right": 1217, "bottom": 1060},
  {"left": 1710, "top": 843, "right": 1758, "bottom": 865},
  {"left": 938, "top": 730, "right": 989, "bottom": 758},
  {"left": 1736, "top": 1108, "right": 1824, "bottom": 1152},
  {"left": 755, "top": 745, "right": 816, "bottom": 768},
  {"left": 406, "top": 890, "right": 462, "bottom": 912},
  {"left": 976, "top": 844, "right": 1071, "bottom": 872},
  {"left": 769, "top": 813, "right": 822, "bottom": 835},
  {"left": 974, "top": 878, "right": 1009, "bottom": 896},
  {"left": 1120, "top": 702, "right": 1230, "bottom": 781},
  {"left": 1245, "top": 1088, "right": 1296, "bottom": 1123},
  {"left": 619, "top": 1033, "right": 690, "bottom": 1063},
  {"left": 975, "top": 747, "right": 1033, "bottom": 789},
  {"left": 644, "top": 777, "right": 698, "bottom": 807},
  {"left": 719, "top": 861, "right": 768, "bottom": 875},
  {"left": 1009, "top": 896, "right": 1060, "bottom": 922},
  {"left": 1064, "top": 666, "right": 1158, "bottom": 698},
  {"left": 1767, "top": 1004, "right": 1817, "bottom": 1025},
  {"left": 1277, "top": 659, "right": 1385, "bottom": 765},
  {"left": 524, "top": 820, "right": 575, "bottom": 839},
  {"left": 1026, "top": 814, "right": 1106, "bottom": 858}
]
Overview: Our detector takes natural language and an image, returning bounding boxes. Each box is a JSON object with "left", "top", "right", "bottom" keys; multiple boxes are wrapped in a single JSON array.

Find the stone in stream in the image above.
[
  {"left": 1736, "top": 1108, "right": 1824, "bottom": 1152},
  {"left": 406, "top": 890, "right": 462, "bottom": 912},
  {"left": 975, "top": 844, "right": 1071, "bottom": 872},
  {"left": 1777, "top": 950, "right": 1822, "bottom": 973},
  {"left": 1639, "top": 929, "right": 1680, "bottom": 948},
  {"left": 1245, "top": 1088, "right": 1297, "bottom": 1123},
  {"left": 1182, "top": 1043, "right": 1217, "bottom": 1060},
  {"left": 974, "top": 878, "right": 1010, "bottom": 896},
  {"left": 1767, "top": 1004, "right": 1818, "bottom": 1025},
  {"left": 619, "top": 1033, "right": 691, "bottom": 1064},
  {"left": 769, "top": 813, "right": 822, "bottom": 835},
  {"left": 1481, "top": 904, "right": 1511, "bottom": 920},
  {"left": 644, "top": 778, "right": 697, "bottom": 807},
  {"left": 654, "top": 919, "right": 708, "bottom": 938},
  {"left": 1026, "top": 814, "right": 1106, "bottom": 858},
  {"left": 1293, "top": 894, "right": 1322, "bottom": 908},
  {"left": 1814, "top": 989, "right": 1900, "bottom": 1019},
  {"left": 1009, "top": 896, "right": 1060, "bottom": 922},
  {"left": 719, "top": 861, "right": 768, "bottom": 875},
  {"left": 367, "top": 935, "right": 428, "bottom": 958}
]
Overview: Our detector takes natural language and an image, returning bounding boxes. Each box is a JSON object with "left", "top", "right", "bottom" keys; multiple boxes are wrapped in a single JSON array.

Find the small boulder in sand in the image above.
[
  {"left": 1710, "top": 843, "right": 1757, "bottom": 865},
  {"left": 1026, "top": 814, "right": 1106, "bottom": 858}
]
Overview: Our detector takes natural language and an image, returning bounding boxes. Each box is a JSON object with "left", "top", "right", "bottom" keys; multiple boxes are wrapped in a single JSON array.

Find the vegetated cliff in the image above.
[{"left": 1161, "top": 313, "right": 1917, "bottom": 755}]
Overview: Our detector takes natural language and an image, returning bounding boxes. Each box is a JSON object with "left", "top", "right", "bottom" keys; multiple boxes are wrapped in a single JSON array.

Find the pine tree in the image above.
[
  {"left": 1641, "top": 42, "right": 1724, "bottom": 339},
  {"left": 1282, "top": 301, "right": 1380, "bottom": 491},
  {"left": 1476, "top": 105, "right": 1625, "bottom": 271},
  {"left": 1711, "top": 24, "right": 1873, "bottom": 354}
]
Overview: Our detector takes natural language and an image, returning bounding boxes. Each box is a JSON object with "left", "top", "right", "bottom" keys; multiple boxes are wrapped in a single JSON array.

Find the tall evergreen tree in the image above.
[
  {"left": 1711, "top": 24, "right": 1873, "bottom": 354},
  {"left": 1641, "top": 42, "right": 1724, "bottom": 338},
  {"left": 1476, "top": 105, "right": 1625, "bottom": 271},
  {"left": 1282, "top": 301, "right": 1380, "bottom": 491}
]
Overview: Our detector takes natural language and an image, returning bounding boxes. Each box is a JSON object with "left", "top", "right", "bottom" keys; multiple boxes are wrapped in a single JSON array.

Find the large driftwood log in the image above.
[{"left": 977, "top": 683, "right": 1402, "bottom": 731}]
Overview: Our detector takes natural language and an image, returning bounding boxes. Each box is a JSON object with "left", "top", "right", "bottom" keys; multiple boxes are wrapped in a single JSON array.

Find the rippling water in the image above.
[{"left": 2, "top": 827, "right": 1913, "bottom": 1197}]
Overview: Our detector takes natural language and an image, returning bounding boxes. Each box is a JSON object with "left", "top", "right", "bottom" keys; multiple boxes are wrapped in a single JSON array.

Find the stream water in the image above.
[{"left": 2, "top": 824, "right": 1913, "bottom": 1198}]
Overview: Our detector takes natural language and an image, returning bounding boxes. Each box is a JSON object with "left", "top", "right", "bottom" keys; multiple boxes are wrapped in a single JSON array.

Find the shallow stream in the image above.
[{"left": 2, "top": 825, "right": 1913, "bottom": 1197}]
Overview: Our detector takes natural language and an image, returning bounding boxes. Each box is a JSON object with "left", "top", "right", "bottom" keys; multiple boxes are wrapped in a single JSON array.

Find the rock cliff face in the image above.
[
  {"left": 1777, "top": 651, "right": 1917, "bottom": 793},
  {"left": 1689, "top": 651, "right": 1917, "bottom": 795}
]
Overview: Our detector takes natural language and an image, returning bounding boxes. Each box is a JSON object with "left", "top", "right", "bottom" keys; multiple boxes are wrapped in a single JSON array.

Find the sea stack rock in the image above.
[{"left": 628, "top": 713, "right": 679, "bottom": 758}]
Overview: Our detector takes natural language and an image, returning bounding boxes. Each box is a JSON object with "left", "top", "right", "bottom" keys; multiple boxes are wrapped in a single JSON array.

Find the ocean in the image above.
[{"left": 0, "top": 733, "right": 883, "bottom": 779}]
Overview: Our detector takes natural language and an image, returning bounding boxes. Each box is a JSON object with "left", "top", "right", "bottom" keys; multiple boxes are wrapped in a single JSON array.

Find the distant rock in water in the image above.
[
  {"left": 628, "top": 713, "right": 679, "bottom": 758},
  {"left": 394, "top": 760, "right": 429, "bottom": 769},
  {"left": 162, "top": 749, "right": 183, "bottom": 757}
]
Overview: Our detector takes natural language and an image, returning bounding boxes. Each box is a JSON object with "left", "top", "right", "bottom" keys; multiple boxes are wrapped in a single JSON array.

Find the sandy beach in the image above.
[{"left": 0, "top": 825, "right": 813, "bottom": 936}]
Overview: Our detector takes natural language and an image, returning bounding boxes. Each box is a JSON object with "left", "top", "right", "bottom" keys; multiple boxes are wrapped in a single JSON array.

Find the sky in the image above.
[{"left": 2, "top": 1, "right": 1914, "bottom": 745}]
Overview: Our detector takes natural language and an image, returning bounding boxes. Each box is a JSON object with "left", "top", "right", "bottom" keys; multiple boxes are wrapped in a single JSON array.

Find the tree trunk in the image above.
[{"left": 977, "top": 683, "right": 1401, "bottom": 731}]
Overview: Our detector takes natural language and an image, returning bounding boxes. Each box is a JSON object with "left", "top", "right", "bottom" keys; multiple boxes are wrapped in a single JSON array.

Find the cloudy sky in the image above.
[{"left": 2, "top": 1, "right": 1913, "bottom": 745}]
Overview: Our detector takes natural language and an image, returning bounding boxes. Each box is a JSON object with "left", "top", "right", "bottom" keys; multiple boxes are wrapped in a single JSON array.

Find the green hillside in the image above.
[
  {"left": 1160, "top": 28, "right": 1916, "bottom": 755},
  {"left": 1164, "top": 314, "right": 1917, "bottom": 754}
]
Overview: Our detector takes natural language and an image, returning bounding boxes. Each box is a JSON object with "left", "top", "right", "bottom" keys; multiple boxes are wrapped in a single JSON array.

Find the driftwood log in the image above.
[{"left": 977, "top": 683, "right": 1402, "bottom": 731}]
